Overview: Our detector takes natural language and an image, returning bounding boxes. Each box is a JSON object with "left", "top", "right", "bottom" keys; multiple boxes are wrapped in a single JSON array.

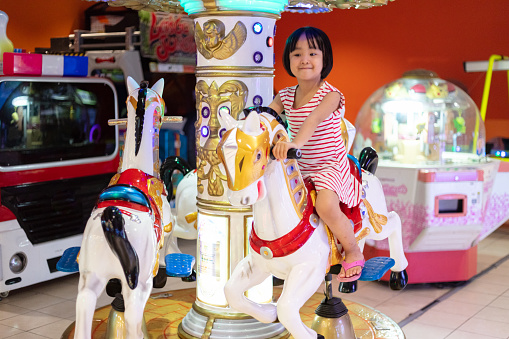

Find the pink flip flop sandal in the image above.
[{"left": 337, "top": 259, "right": 365, "bottom": 283}]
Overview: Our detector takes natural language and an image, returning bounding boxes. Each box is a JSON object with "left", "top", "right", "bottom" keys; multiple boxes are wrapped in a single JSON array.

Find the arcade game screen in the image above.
[{"left": 0, "top": 79, "right": 116, "bottom": 167}]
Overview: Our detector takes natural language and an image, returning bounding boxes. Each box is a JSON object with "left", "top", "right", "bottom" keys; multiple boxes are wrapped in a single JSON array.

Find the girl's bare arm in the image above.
[
  {"left": 268, "top": 93, "right": 284, "bottom": 114},
  {"left": 273, "top": 91, "right": 340, "bottom": 160}
]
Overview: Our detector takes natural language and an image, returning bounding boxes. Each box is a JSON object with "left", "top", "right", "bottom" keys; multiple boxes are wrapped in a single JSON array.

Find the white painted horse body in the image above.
[
  {"left": 217, "top": 110, "right": 408, "bottom": 339},
  {"left": 75, "top": 77, "right": 171, "bottom": 339}
]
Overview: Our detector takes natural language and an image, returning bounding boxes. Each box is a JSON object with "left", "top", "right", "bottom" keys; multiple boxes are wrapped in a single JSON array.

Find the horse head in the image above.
[
  {"left": 123, "top": 77, "right": 165, "bottom": 175},
  {"left": 217, "top": 110, "right": 273, "bottom": 206}
]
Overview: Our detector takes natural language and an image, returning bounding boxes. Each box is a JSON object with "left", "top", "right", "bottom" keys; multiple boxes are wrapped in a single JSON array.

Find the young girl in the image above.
[{"left": 269, "top": 26, "right": 364, "bottom": 282}]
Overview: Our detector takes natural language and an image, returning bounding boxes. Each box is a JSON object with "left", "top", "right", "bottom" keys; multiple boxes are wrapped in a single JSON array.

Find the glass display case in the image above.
[
  {"left": 352, "top": 70, "right": 486, "bottom": 166},
  {"left": 0, "top": 76, "right": 117, "bottom": 168}
]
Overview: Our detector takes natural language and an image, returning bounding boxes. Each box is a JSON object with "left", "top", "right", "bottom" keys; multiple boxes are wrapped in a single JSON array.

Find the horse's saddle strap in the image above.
[
  {"left": 250, "top": 187, "right": 317, "bottom": 259},
  {"left": 250, "top": 221, "right": 316, "bottom": 258},
  {"left": 98, "top": 185, "right": 152, "bottom": 212}
]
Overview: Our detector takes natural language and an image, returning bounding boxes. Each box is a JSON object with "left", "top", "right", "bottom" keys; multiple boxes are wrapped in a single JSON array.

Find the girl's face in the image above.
[{"left": 289, "top": 33, "right": 323, "bottom": 82}]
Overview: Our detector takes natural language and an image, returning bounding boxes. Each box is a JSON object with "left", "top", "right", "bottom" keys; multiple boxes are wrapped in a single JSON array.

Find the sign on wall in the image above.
[{"left": 139, "top": 11, "right": 196, "bottom": 65}]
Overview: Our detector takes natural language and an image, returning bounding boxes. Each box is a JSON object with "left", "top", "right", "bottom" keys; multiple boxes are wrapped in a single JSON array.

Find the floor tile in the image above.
[
  {"left": 490, "top": 265, "right": 509, "bottom": 277},
  {"left": 372, "top": 302, "right": 417, "bottom": 323},
  {"left": 429, "top": 299, "right": 485, "bottom": 318},
  {"left": 475, "top": 271, "right": 509, "bottom": 286},
  {"left": 401, "top": 322, "right": 452, "bottom": 339},
  {"left": 473, "top": 305, "right": 509, "bottom": 323},
  {"left": 413, "top": 309, "right": 470, "bottom": 329},
  {"left": 0, "top": 323, "right": 23, "bottom": 339},
  {"left": 0, "top": 310, "right": 61, "bottom": 331},
  {"left": 29, "top": 318, "right": 73, "bottom": 339},
  {"left": 37, "top": 300, "right": 76, "bottom": 319},
  {"left": 457, "top": 317, "right": 509, "bottom": 338},
  {"left": 395, "top": 283, "right": 451, "bottom": 299},
  {"left": 4, "top": 292, "right": 67, "bottom": 311},
  {"left": 446, "top": 288, "right": 499, "bottom": 305},
  {"left": 29, "top": 280, "right": 79, "bottom": 300},
  {"left": 488, "top": 295, "right": 509, "bottom": 310},
  {"left": 0, "top": 303, "right": 31, "bottom": 321},
  {"left": 384, "top": 292, "right": 436, "bottom": 309},
  {"left": 461, "top": 279, "right": 509, "bottom": 296},
  {"left": 445, "top": 330, "right": 501, "bottom": 339},
  {"left": 3, "top": 333, "right": 48, "bottom": 339}
]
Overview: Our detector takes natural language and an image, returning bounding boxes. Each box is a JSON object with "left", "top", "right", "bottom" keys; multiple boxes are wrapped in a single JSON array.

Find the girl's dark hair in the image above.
[{"left": 282, "top": 26, "right": 333, "bottom": 80}]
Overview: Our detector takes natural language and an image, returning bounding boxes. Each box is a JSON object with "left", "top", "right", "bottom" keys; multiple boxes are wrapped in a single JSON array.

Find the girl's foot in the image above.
[{"left": 339, "top": 251, "right": 365, "bottom": 279}]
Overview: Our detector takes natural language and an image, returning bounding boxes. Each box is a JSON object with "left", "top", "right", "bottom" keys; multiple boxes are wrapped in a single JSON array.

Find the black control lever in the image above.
[{"left": 270, "top": 146, "right": 302, "bottom": 160}]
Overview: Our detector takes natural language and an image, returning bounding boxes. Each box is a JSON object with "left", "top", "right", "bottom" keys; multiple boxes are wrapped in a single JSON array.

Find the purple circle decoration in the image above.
[
  {"left": 253, "top": 95, "right": 263, "bottom": 106},
  {"left": 201, "top": 106, "right": 210, "bottom": 118},
  {"left": 201, "top": 126, "right": 210, "bottom": 138},
  {"left": 253, "top": 52, "right": 263, "bottom": 64}
]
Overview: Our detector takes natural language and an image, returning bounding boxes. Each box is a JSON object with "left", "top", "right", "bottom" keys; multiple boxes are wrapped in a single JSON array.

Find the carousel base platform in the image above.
[{"left": 62, "top": 288, "right": 404, "bottom": 339}]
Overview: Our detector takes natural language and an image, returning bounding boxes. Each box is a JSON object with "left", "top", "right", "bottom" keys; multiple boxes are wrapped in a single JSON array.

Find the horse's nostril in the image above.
[{"left": 241, "top": 197, "right": 250, "bottom": 205}]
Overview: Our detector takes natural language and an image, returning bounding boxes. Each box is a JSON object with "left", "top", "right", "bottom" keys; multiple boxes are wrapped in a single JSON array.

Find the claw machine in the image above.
[{"left": 353, "top": 69, "right": 509, "bottom": 284}]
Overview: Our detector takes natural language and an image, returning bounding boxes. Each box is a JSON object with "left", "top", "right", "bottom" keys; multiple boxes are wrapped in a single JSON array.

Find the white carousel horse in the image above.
[
  {"left": 217, "top": 109, "right": 408, "bottom": 339},
  {"left": 75, "top": 77, "right": 172, "bottom": 339},
  {"left": 160, "top": 156, "right": 198, "bottom": 256}
]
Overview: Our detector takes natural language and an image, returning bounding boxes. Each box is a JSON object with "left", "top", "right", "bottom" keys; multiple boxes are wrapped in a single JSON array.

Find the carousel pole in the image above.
[{"left": 177, "top": 1, "right": 289, "bottom": 338}]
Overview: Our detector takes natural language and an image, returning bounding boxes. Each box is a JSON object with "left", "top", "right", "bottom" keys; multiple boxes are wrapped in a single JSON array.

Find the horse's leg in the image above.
[
  {"left": 74, "top": 272, "right": 107, "bottom": 339},
  {"left": 386, "top": 211, "right": 408, "bottom": 272},
  {"left": 276, "top": 263, "right": 325, "bottom": 339},
  {"left": 224, "top": 255, "right": 275, "bottom": 323},
  {"left": 123, "top": 280, "right": 152, "bottom": 339},
  {"left": 386, "top": 211, "right": 409, "bottom": 289}
]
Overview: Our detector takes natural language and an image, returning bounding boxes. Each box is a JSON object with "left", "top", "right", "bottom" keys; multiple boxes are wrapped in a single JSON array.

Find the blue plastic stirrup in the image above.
[
  {"left": 56, "top": 247, "right": 80, "bottom": 273},
  {"left": 165, "top": 253, "right": 196, "bottom": 278},
  {"left": 359, "top": 257, "right": 395, "bottom": 281}
]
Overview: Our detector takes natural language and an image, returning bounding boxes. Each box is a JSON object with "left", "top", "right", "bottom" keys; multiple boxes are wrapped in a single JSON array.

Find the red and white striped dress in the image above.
[{"left": 279, "top": 81, "right": 361, "bottom": 208}]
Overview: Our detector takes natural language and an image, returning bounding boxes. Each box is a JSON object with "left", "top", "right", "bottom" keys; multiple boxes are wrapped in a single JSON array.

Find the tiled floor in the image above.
[{"left": 1, "top": 226, "right": 509, "bottom": 339}]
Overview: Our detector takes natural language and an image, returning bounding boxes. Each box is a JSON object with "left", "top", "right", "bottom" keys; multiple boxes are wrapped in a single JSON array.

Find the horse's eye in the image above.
[{"left": 255, "top": 151, "right": 262, "bottom": 162}]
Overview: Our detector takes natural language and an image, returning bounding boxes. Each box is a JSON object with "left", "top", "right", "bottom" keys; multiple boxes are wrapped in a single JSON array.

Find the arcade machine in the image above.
[
  {"left": 353, "top": 69, "right": 509, "bottom": 284},
  {"left": 0, "top": 54, "right": 119, "bottom": 298},
  {"left": 67, "top": 14, "right": 196, "bottom": 166}
]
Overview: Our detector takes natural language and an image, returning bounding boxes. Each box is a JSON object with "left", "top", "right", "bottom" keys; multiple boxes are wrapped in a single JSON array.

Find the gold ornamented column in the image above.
[{"left": 177, "top": 1, "right": 289, "bottom": 338}]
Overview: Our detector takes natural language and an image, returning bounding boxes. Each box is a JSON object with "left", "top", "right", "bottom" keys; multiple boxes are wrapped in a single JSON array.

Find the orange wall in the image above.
[
  {"left": 2, "top": 0, "right": 509, "bottom": 136},
  {"left": 275, "top": 0, "right": 509, "bottom": 129},
  {"left": 2, "top": 0, "right": 91, "bottom": 52}
]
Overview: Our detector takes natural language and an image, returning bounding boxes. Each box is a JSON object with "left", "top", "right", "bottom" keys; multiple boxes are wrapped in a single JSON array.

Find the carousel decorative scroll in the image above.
[
  {"left": 195, "top": 20, "right": 247, "bottom": 60},
  {"left": 195, "top": 80, "right": 248, "bottom": 197}
]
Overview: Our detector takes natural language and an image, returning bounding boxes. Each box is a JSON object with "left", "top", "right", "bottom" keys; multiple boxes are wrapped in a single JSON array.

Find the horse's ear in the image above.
[
  {"left": 152, "top": 78, "right": 164, "bottom": 97},
  {"left": 244, "top": 111, "right": 261, "bottom": 136},
  {"left": 126, "top": 76, "right": 139, "bottom": 95},
  {"left": 218, "top": 108, "right": 237, "bottom": 131}
]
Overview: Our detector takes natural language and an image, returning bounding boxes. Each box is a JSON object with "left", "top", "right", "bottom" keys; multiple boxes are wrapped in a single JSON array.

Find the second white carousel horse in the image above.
[
  {"left": 217, "top": 109, "right": 408, "bottom": 339},
  {"left": 74, "top": 77, "right": 172, "bottom": 339}
]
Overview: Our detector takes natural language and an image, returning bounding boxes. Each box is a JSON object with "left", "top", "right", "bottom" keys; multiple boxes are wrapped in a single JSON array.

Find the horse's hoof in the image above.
[
  {"left": 389, "top": 270, "right": 408, "bottom": 290},
  {"left": 106, "top": 279, "right": 122, "bottom": 297},
  {"left": 153, "top": 267, "right": 167, "bottom": 288},
  {"left": 338, "top": 280, "right": 357, "bottom": 294},
  {"left": 181, "top": 270, "right": 196, "bottom": 282}
]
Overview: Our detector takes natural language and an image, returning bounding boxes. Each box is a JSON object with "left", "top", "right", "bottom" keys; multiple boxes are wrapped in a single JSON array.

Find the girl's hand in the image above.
[{"left": 273, "top": 141, "right": 298, "bottom": 160}]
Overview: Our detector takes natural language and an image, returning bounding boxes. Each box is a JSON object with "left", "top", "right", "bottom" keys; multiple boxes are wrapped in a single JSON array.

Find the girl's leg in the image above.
[{"left": 315, "top": 189, "right": 364, "bottom": 278}]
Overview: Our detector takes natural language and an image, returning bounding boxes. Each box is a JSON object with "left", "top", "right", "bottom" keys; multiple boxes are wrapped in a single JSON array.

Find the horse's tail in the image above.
[{"left": 101, "top": 206, "right": 139, "bottom": 290}]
